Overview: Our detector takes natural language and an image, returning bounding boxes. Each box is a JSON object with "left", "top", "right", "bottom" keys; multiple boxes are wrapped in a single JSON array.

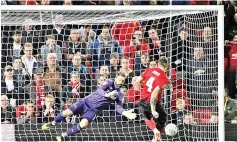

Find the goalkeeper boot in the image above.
[
  {"left": 56, "top": 136, "right": 62, "bottom": 142},
  {"left": 42, "top": 123, "right": 53, "bottom": 131}
]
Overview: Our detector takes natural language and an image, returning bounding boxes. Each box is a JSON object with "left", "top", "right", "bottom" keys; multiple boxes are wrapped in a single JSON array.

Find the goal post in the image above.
[{"left": 0, "top": 5, "right": 224, "bottom": 142}]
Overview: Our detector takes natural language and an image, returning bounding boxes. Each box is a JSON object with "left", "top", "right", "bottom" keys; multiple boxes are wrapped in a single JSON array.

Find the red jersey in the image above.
[{"left": 140, "top": 68, "right": 169, "bottom": 103}]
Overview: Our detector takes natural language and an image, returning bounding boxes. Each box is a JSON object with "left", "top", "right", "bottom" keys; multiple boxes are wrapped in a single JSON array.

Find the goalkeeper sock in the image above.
[
  {"left": 54, "top": 113, "right": 66, "bottom": 123},
  {"left": 66, "top": 125, "right": 81, "bottom": 136},
  {"left": 145, "top": 119, "right": 156, "bottom": 130}
]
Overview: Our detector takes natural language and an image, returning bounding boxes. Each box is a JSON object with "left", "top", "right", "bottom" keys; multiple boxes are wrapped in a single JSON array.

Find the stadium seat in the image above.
[{"left": 192, "top": 108, "right": 212, "bottom": 124}]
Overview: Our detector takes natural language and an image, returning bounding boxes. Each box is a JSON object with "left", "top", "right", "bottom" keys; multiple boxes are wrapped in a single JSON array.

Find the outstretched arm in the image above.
[{"left": 116, "top": 98, "right": 136, "bottom": 120}]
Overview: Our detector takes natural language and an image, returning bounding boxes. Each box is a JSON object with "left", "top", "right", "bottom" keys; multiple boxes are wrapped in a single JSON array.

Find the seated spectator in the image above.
[
  {"left": 25, "top": 68, "right": 52, "bottom": 109},
  {"left": 79, "top": 24, "right": 96, "bottom": 43},
  {"left": 124, "top": 30, "right": 150, "bottom": 70},
  {"left": 92, "top": 74, "right": 108, "bottom": 92},
  {"left": 120, "top": 0, "right": 140, "bottom": 5},
  {"left": 96, "top": 65, "right": 110, "bottom": 79},
  {"left": 68, "top": 54, "right": 89, "bottom": 85},
  {"left": 186, "top": 44, "right": 217, "bottom": 107},
  {"left": 12, "top": 57, "right": 31, "bottom": 87},
  {"left": 91, "top": 26, "right": 120, "bottom": 71},
  {"left": 119, "top": 56, "right": 135, "bottom": 89},
  {"left": 149, "top": 61, "right": 157, "bottom": 68},
  {"left": 225, "top": 32, "right": 237, "bottom": 99},
  {"left": 2, "top": 30, "right": 24, "bottom": 68},
  {"left": 36, "top": 0, "right": 50, "bottom": 5},
  {"left": 171, "top": 28, "right": 191, "bottom": 71},
  {"left": 1, "top": 95, "right": 16, "bottom": 124},
  {"left": 43, "top": 53, "right": 67, "bottom": 108},
  {"left": 37, "top": 94, "right": 59, "bottom": 123},
  {"left": 61, "top": 71, "right": 86, "bottom": 104},
  {"left": 224, "top": 88, "right": 237, "bottom": 122},
  {"left": 21, "top": 43, "right": 41, "bottom": 77},
  {"left": 135, "top": 53, "right": 149, "bottom": 75},
  {"left": 40, "top": 35, "right": 62, "bottom": 65},
  {"left": 16, "top": 100, "right": 36, "bottom": 124},
  {"left": 67, "top": 29, "right": 90, "bottom": 66},
  {"left": 171, "top": 98, "right": 189, "bottom": 125},
  {"left": 109, "top": 53, "right": 120, "bottom": 79},
  {"left": 82, "top": 0, "right": 108, "bottom": 5},
  {"left": 148, "top": 27, "right": 166, "bottom": 61},
  {"left": 1, "top": 65, "right": 25, "bottom": 107},
  {"left": 63, "top": 0, "right": 72, "bottom": 5},
  {"left": 21, "top": 19, "right": 42, "bottom": 55},
  {"left": 126, "top": 76, "right": 141, "bottom": 103}
]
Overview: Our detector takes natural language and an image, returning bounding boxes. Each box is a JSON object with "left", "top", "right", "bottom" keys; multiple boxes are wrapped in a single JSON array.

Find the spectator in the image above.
[
  {"left": 171, "top": 98, "right": 189, "bottom": 125},
  {"left": 183, "top": 113, "right": 195, "bottom": 125},
  {"left": 61, "top": 71, "right": 86, "bottom": 104},
  {"left": 172, "top": 28, "right": 191, "bottom": 71},
  {"left": 120, "top": 0, "right": 140, "bottom": 5},
  {"left": 21, "top": 19, "right": 42, "bottom": 55},
  {"left": 12, "top": 57, "right": 31, "bottom": 87},
  {"left": 82, "top": 0, "right": 108, "bottom": 5},
  {"left": 21, "top": 43, "right": 41, "bottom": 78},
  {"left": 134, "top": 53, "right": 149, "bottom": 75},
  {"left": 225, "top": 32, "right": 237, "bottom": 99},
  {"left": 1, "top": 95, "right": 16, "bottom": 124},
  {"left": 67, "top": 29, "right": 90, "bottom": 66},
  {"left": 223, "top": 1, "right": 236, "bottom": 40},
  {"left": 109, "top": 53, "right": 120, "bottom": 79},
  {"left": 16, "top": 100, "right": 36, "bottom": 124},
  {"left": 79, "top": 24, "right": 96, "bottom": 43},
  {"left": 43, "top": 53, "right": 66, "bottom": 108},
  {"left": 172, "top": 0, "right": 190, "bottom": 5},
  {"left": 97, "top": 65, "right": 110, "bottom": 79},
  {"left": 111, "top": 20, "right": 141, "bottom": 50},
  {"left": 119, "top": 56, "right": 135, "bottom": 89},
  {"left": 186, "top": 44, "right": 217, "bottom": 107},
  {"left": 2, "top": 30, "right": 24, "bottom": 68},
  {"left": 37, "top": 0, "right": 50, "bottom": 5},
  {"left": 40, "top": 35, "right": 62, "bottom": 65},
  {"left": 123, "top": 30, "right": 150, "bottom": 70},
  {"left": 68, "top": 54, "right": 89, "bottom": 86},
  {"left": 37, "top": 94, "right": 59, "bottom": 123},
  {"left": 1, "top": 65, "right": 25, "bottom": 107},
  {"left": 43, "top": 14, "right": 70, "bottom": 48},
  {"left": 149, "top": 61, "right": 157, "bottom": 68},
  {"left": 148, "top": 27, "right": 166, "bottom": 61},
  {"left": 91, "top": 26, "right": 120, "bottom": 70},
  {"left": 224, "top": 88, "right": 237, "bottom": 122},
  {"left": 25, "top": 68, "right": 51, "bottom": 109},
  {"left": 92, "top": 74, "right": 108, "bottom": 91},
  {"left": 63, "top": 0, "right": 72, "bottom": 5}
]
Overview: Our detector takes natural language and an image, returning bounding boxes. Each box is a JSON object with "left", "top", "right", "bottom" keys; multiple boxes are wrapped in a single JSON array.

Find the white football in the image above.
[{"left": 165, "top": 123, "right": 178, "bottom": 136}]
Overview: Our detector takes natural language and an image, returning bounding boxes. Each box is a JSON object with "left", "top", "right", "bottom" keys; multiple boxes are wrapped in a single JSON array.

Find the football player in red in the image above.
[{"left": 136, "top": 56, "right": 169, "bottom": 142}]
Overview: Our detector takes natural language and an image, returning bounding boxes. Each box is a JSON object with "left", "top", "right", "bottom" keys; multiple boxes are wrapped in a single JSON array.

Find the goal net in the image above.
[{"left": 1, "top": 6, "right": 224, "bottom": 142}]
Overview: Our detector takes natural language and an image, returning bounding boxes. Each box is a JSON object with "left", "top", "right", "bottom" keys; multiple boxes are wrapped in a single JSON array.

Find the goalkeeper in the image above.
[{"left": 42, "top": 72, "right": 136, "bottom": 142}]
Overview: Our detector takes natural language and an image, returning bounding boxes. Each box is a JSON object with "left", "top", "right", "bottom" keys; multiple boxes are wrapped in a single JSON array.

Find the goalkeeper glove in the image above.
[
  {"left": 122, "top": 109, "right": 137, "bottom": 120},
  {"left": 104, "top": 90, "right": 118, "bottom": 100}
]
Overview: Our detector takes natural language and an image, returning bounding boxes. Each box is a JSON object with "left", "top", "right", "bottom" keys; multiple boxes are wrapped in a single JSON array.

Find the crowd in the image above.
[{"left": 1, "top": 0, "right": 237, "bottom": 128}]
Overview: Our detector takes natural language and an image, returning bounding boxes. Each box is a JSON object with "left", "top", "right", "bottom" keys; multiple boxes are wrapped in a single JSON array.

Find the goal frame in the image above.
[{"left": 0, "top": 5, "right": 225, "bottom": 142}]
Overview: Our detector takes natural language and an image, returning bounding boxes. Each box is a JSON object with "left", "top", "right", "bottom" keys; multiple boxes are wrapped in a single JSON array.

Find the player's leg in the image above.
[
  {"left": 139, "top": 101, "right": 161, "bottom": 142},
  {"left": 42, "top": 100, "right": 84, "bottom": 130},
  {"left": 56, "top": 109, "right": 97, "bottom": 142},
  {"left": 154, "top": 102, "right": 167, "bottom": 133}
]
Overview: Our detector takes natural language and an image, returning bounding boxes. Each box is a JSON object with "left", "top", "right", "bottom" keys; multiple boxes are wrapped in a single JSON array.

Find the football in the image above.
[{"left": 165, "top": 123, "right": 178, "bottom": 136}]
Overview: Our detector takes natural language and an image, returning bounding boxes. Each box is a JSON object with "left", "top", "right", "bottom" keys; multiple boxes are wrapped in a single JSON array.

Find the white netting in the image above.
[{"left": 1, "top": 8, "right": 221, "bottom": 142}]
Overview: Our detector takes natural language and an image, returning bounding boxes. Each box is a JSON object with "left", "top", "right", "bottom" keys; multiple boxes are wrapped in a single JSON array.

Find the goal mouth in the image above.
[{"left": 0, "top": 5, "right": 225, "bottom": 142}]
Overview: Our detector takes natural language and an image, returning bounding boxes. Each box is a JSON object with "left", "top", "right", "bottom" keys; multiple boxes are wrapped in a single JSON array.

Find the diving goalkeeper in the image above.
[{"left": 41, "top": 72, "right": 136, "bottom": 142}]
